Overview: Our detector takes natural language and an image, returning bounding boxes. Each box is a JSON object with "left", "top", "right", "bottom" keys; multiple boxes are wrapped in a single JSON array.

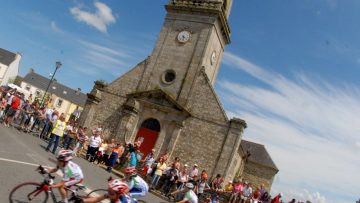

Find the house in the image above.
[
  {"left": 0, "top": 48, "right": 21, "bottom": 86},
  {"left": 239, "top": 140, "right": 279, "bottom": 190},
  {"left": 21, "top": 70, "right": 87, "bottom": 121}
]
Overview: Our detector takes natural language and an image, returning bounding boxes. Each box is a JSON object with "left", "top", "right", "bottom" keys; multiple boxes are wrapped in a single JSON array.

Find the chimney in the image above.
[{"left": 75, "top": 88, "right": 81, "bottom": 95}]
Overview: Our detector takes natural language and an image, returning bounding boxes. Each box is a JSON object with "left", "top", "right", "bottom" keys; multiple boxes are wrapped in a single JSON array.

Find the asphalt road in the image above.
[{"left": 0, "top": 124, "right": 168, "bottom": 203}]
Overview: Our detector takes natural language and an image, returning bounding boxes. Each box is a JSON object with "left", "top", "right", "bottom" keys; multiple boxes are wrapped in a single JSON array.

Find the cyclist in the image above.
[
  {"left": 43, "top": 149, "right": 84, "bottom": 203},
  {"left": 124, "top": 167, "right": 149, "bottom": 197},
  {"left": 170, "top": 182, "right": 198, "bottom": 203},
  {"left": 74, "top": 179, "right": 136, "bottom": 203}
]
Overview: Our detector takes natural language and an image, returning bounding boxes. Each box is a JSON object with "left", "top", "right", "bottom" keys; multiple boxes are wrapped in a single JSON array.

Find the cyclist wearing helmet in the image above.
[
  {"left": 78, "top": 179, "right": 136, "bottom": 203},
  {"left": 44, "top": 149, "right": 84, "bottom": 203},
  {"left": 124, "top": 167, "right": 149, "bottom": 197},
  {"left": 171, "top": 182, "right": 198, "bottom": 203}
]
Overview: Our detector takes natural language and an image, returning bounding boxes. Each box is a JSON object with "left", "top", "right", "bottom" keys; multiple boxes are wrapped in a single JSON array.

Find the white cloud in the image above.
[
  {"left": 50, "top": 21, "right": 66, "bottom": 34},
  {"left": 78, "top": 40, "right": 130, "bottom": 76},
  {"left": 221, "top": 52, "right": 360, "bottom": 203},
  {"left": 79, "top": 40, "right": 129, "bottom": 58},
  {"left": 70, "top": 2, "right": 116, "bottom": 33}
]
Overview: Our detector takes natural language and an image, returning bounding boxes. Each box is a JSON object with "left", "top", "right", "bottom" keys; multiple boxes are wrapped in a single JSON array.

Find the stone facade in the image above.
[
  {"left": 79, "top": 0, "right": 278, "bottom": 188},
  {"left": 242, "top": 161, "right": 278, "bottom": 191}
]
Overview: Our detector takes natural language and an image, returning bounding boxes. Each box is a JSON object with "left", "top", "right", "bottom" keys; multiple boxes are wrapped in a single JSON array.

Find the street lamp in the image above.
[{"left": 40, "top": 61, "right": 62, "bottom": 107}]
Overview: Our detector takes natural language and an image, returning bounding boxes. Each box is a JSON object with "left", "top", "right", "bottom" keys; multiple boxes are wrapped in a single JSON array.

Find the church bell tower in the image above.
[{"left": 137, "top": 0, "right": 233, "bottom": 105}]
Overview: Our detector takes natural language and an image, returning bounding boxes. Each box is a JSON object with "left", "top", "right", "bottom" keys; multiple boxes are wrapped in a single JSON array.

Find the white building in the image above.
[{"left": 0, "top": 48, "right": 21, "bottom": 86}]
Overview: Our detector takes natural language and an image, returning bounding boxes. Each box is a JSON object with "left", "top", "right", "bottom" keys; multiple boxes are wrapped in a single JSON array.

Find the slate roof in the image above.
[
  {"left": 0, "top": 48, "right": 17, "bottom": 66},
  {"left": 240, "top": 140, "right": 278, "bottom": 171},
  {"left": 22, "top": 72, "right": 87, "bottom": 106}
]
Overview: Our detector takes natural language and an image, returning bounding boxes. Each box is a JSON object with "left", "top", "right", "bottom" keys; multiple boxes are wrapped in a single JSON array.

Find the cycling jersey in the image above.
[
  {"left": 183, "top": 190, "right": 198, "bottom": 203},
  {"left": 60, "top": 161, "right": 84, "bottom": 187},
  {"left": 127, "top": 175, "right": 149, "bottom": 197}
]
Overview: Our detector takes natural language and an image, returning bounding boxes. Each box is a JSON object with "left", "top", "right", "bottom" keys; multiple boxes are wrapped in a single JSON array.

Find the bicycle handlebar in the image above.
[{"left": 36, "top": 165, "right": 55, "bottom": 179}]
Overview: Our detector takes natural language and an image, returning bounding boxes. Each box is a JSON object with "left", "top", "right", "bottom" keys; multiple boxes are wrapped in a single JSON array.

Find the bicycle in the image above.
[
  {"left": 87, "top": 188, "right": 147, "bottom": 203},
  {"left": 9, "top": 165, "right": 87, "bottom": 203}
]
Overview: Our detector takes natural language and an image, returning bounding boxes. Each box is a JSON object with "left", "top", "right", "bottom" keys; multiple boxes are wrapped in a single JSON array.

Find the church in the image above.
[{"left": 79, "top": 0, "right": 278, "bottom": 190}]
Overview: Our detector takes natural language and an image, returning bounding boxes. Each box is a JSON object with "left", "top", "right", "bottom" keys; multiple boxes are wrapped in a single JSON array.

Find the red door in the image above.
[{"left": 135, "top": 127, "right": 159, "bottom": 157}]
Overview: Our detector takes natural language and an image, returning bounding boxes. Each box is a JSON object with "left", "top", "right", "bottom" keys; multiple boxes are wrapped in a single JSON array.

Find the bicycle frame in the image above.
[{"left": 25, "top": 166, "right": 81, "bottom": 203}]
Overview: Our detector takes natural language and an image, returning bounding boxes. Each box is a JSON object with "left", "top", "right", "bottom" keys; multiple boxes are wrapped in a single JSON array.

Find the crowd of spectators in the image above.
[{"left": 0, "top": 86, "right": 314, "bottom": 203}]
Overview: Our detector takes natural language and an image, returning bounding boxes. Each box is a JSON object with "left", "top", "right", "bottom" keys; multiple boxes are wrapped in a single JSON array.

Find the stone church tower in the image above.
[{"left": 79, "top": 0, "right": 278, "bottom": 189}]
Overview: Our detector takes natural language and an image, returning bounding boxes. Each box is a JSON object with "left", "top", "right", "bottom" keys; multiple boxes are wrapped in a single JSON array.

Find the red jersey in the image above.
[{"left": 11, "top": 96, "right": 20, "bottom": 110}]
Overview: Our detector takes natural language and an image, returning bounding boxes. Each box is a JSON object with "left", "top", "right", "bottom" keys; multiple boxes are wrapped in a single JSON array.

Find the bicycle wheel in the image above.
[
  {"left": 87, "top": 189, "right": 108, "bottom": 197},
  {"left": 9, "top": 182, "right": 48, "bottom": 203}
]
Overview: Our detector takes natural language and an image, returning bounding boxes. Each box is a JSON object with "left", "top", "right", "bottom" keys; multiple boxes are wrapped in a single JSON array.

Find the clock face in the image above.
[
  {"left": 177, "top": 31, "right": 190, "bottom": 43},
  {"left": 211, "top": 51, "right": 217, "bottom": 65}
]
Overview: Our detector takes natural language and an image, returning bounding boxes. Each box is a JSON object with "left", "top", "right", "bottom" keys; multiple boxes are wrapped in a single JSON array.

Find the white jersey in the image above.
[
  {"left": 183, "top": 190, "right": 198, "bottom": 203},
  {"left": 127, "top": 175, "right": 149, "bottom": 197},
  {"left": 60, "top": 161, "right": 84, "bottom": 183}
]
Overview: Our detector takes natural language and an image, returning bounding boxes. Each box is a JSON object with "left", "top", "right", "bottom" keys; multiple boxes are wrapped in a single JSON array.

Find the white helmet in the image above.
[
  {"left": 185, "top": 183, "right": 194, "bottom": 189},
  {"left": 56, "top": 149, "right": 73, "bottom": 162}
]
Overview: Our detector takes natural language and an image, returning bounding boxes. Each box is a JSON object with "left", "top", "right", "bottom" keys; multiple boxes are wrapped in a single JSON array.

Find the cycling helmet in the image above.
[
  {"left": 185, "top": 183, "right": 194, "bottom": 189},
  {"left": 56, "top": 149, "right": 73, "bottom": 162},
  {"left": 108, "top": 179, "right": 129, "bottom": 195},
  {"left": 125, "top": 167, "right": 137, "bottom": 176}
]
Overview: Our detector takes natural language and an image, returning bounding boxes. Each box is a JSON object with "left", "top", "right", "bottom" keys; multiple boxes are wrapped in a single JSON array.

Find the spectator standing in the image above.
[
  {"left": 210, "top": 174, "right": 224, "bottom": 190},
  {"left": 128, "top": 145, "right": 138, "bottom": 167},
  {"left": 162, "top": 161, "right": 180, "bottom": 196},
  {"left": 196, "top": 177, "right": 210, "bottom": 199},
  {"left": 224, "top": 180, "right": 234, "bottom": 192},
  {"left": 142, "top": 149, "right": 155, "bottom": 176},
  {"left": 94, "top": 140, "right": 108, "bottom": 164},
  {"left": 63, "top": 121, "right": 78, "bottom": 150},
  {"left": 241, "top": 182, "right": 253, "bottom": 203},
  {"left": 229, "top": 179, "right": 243, "bottom": 203},
  {"left": 4, "top": 92, "right": 21, "bottom": 127},
  {"left": 270, "top": 193, "right": 282, "bottom": 203},
  {"left": 28, "top": 94, "right": 33, "bottom": 104},
  {"left": 45, "top": 115, "right": 66, "bottom": 154},
  {"left": 189, "top": 164, "right": 199, "bottom": 180},
  {"left": 102, "top": 139, "right": 115, "bottom": 165},
  {"left": 259, "top": 183, "right": 266, "bottom": 198},
  {"left": 177, "top": 164, "right": 189, "bottom": 190},
  {"left": 260, "top": 192, "right": 271, "bottom": 203},
  {"left": 39, "top": 107, "right": 53, "bottom": 139},
  {"left": 73, "top": 127, "right": 88, "bottom": 156},
  {"left": 0, "top": 95, "right": 7, "bottom": 118},
  {"left": 85, "top": 130, "right": 102, "bottom": 162},
  {"left": 106, "top": 143, "right": 123, "bottom": 172},
  {"left": 151, "top": 158, "right": 167, "bottom": 189}
]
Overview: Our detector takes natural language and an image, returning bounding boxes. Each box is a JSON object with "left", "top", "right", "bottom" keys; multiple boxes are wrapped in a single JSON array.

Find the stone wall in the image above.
[
  {"left": 171, "top": 117, "right": 228, "bottom": 178},
  {"left": 242, "top": 161, "right": 277, "bottom": 191},
  {"left": 186, "top": 69, "right": 228, "bottom": 123},
  {"left": 79, "top": 60, "right": 146, "bottom": 138}
]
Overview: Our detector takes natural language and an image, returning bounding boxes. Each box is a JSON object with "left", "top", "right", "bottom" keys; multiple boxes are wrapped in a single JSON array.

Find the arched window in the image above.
[{"left": 141, "top": 118, "right": 161, "bottom": 132}]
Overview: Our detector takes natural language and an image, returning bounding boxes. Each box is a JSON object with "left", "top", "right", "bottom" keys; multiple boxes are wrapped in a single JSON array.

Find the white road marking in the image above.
[
  {"left": 0, "top": 157, "right": 51, "bottom": 168},
  {"left": 0, "top": 157, "right": 110, "bottom": 203}
]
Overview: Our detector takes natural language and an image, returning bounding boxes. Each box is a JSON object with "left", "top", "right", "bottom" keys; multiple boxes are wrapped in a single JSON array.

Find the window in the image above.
[
  {"left": 161, "top": 70, "right": 176, "bottom": 84},
  {"left": 56, "top": 99, "right": 63, "bottom": 107},
  {"left": 25, "top": 85, "right": 31, "bottom": 91}
]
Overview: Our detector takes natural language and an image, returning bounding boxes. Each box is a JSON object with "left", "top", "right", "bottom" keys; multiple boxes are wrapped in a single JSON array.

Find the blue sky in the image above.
[{"left": 1, "top": 0, "right": 359, "bottom": 202}]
